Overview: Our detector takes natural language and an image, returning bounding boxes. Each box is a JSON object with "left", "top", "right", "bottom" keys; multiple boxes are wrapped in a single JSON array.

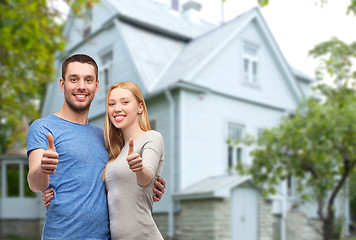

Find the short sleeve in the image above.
[
  {"left": 26, "top": 119, "right": 51, "bottom": 157},
  {"left": 140, "top": 131, "right": 164, "bottom": 176}
]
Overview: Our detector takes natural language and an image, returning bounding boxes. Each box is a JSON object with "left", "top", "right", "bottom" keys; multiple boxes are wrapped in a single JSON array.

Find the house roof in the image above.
[
  {"left": 174, "top": 174, "right": 252, "bottom": 200},
  {"left": 150, "top": 8, "right": 254, "bottom": 93},
  {"left": 64, "top": 1, "right": 311, "bottom": 101},
  {"left": 107, "top": 0, "right": 216, "bottom": 40}
]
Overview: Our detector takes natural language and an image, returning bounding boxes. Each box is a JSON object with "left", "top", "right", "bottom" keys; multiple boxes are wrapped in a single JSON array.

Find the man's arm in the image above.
[
  {"left": 28, "top": 133, "right": 58, "bottom": 193},
  {"left": 28, "top": 149, "right": 50, "bottom": 192},
  {"left": 153, "top": 176, "right": 165, "bottom": 202}
]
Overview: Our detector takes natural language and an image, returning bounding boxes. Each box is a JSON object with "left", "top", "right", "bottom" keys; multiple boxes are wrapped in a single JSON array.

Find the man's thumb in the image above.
[
  {"left": 128, "top": 138, "right": 134, "bottom": 155},
  {"left": 47, "top": 133, "right": 56, "bottom": 152}
]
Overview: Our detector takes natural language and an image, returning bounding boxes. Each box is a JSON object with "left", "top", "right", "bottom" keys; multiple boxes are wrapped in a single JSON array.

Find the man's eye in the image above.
[
  {"left": 86, "top": 79, "right": 93, "bottom": 83},
  {"left": 70, "top": 78, "right": 77, "bottom": 82}
]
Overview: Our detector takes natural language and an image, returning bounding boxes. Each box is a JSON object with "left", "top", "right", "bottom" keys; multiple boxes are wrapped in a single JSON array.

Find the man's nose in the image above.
[{"left": 77, "top": 79, "right": 85, "bottom": 90}]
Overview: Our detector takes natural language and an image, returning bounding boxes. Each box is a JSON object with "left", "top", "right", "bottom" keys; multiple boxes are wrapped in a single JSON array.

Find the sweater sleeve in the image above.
[{"left": 140, "top": 131, "right": 164, "bottom": 176}]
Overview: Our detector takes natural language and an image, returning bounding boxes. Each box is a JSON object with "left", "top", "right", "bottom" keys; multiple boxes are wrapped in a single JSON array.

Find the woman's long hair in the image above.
[{"left": 102, "top": 81, "right": 151, "bottom": 180}]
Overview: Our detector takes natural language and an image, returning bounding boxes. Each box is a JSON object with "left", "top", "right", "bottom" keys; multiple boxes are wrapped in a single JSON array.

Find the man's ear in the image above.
[
  {"left": 95, "top": 79, "right": 99, "bottom": 93},
  {"left": 59, "top": 78, "right": 65, "bottom": 92}
]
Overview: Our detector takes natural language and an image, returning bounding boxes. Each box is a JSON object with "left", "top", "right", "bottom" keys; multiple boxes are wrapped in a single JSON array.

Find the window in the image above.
[
  {"left": 0, "top": 163, "right": 2, "bottom": 197},
  {"left": 82, "top": 6, "right": 92, "bottom": 40},
  {"left": 227, "top": 123, "right": 244, "bottom": 168},
  {"left": 7, "top": 164, "right": 19, "bottom": 197},
  {"left": 243, "top": 44, "right": 259, "bottom": 84},
  {"left": 83, "top": 26, "right": 91, "bottom": 39},
  {"left": 98, "top": 50, "right": 113, "bottom": 99},
  {"left": 287, "top": 175, "right": 294, "bottom": 196},
  {"left": 150, "top": 119, "right": 157, "bottom": 131}
]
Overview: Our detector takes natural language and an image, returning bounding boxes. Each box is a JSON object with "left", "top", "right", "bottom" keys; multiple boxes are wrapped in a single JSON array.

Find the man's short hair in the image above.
[{"left": 62, "top": 54, "right": 98, "bottom": 81}]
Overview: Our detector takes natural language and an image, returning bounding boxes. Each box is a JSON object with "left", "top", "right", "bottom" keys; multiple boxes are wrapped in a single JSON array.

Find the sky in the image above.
[{"left": 195, "top": 0, "right": 356, "bottom": 80}]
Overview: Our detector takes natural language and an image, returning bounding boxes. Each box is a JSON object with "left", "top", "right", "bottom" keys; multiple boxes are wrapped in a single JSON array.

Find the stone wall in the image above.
[
  {"left": 258, "top": 198, "right": 274, "bottom": 240},
  {"left": 174, "top": 198, "right": 230, "bottom": 240},
  {"left": 285, "top": 209, "right": 323, "bottom": 240},
  {"left": 0, "top": 219, "right": 42, "bottom": 238},
  {"left": 155, "top": 195, "right": 276, "bottom": 240}
]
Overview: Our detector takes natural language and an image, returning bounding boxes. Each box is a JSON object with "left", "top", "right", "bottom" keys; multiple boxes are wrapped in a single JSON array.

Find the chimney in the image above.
[
  {"left": 182, "top": 0, "right": 202, "bottom": 23},
  {"left": 171, "top": 0, "right": 179, "bottom": 11}
]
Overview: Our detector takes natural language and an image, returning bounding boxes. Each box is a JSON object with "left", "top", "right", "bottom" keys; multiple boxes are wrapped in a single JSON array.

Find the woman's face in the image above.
[{"left": 107, "top": 87, "right": 143, "bottom": 131}]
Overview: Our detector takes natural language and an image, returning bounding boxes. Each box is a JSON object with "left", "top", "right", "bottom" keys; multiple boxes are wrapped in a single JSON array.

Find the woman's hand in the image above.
[
  {"left": 126, "top": 138, "right": 143, "bottom": 172},
  {"left": 42, "top": 188, "right": 54, "bottom": 208}
]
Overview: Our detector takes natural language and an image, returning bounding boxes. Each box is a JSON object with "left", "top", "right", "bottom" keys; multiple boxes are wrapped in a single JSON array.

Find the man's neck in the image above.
[{"left": 55, "top": 106, "right": 90, "bottom": 125}]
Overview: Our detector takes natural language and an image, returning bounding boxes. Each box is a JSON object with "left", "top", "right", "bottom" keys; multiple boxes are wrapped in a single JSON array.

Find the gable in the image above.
[
  {"left": 153, "top": 8, "right": 305, "bottom": 110},
  {"left": 191, "top": 19, "right": 299, "bottom": 109}
]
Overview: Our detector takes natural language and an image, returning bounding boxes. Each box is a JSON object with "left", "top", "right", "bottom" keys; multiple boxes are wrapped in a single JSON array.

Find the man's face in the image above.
[{"left": 60, "top": 62, "right": 98, "bottom": 113}]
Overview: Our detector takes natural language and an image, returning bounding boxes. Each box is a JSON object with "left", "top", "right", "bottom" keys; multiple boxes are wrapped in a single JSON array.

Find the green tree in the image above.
[
  {"left": 233, "top": 1, "right": 356, "bottom": 240},
  {"left": 0, "top": 0, "right": 96, "bottom": 154},
  {"left": 235, "top": 37, "right": 356, "bottom": 240}
]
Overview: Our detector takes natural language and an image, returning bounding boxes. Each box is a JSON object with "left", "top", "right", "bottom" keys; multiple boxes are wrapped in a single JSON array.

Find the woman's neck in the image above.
[{"left": 122, "top": 125, "right": 146, "bottom": 142}]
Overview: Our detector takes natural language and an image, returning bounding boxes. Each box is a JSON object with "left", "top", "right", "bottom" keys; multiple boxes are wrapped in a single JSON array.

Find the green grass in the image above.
[{"left": 341, "top": 237, "right": 356, "bottom": 240}]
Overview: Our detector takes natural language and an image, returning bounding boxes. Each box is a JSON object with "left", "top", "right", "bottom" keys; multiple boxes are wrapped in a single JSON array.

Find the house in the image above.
[{"left": 0, "top": 0, "right": 349, "bottom": 239}]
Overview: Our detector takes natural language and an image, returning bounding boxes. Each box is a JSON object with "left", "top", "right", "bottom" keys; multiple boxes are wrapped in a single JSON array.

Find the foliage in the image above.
[{"left": 0, "top": 0, "right": 97, "bottom": 154}]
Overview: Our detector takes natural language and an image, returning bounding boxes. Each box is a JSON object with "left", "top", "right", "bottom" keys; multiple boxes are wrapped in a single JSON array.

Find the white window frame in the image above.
[
  {"left": 98, "top": 49, "right": 114, "bottom": 100},
  {"left": 242, "top": 43, "right": 260, "bottom": 85},
  {"left": 82, "top": 7, "right": 92, "bottom": 40},
  {"left": 227, "top": 123, "right": 245, "bottom": 170}
]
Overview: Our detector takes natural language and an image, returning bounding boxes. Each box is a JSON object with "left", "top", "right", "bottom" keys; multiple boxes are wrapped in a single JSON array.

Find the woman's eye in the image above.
[
  {"left": 122, "top": 101, "right": 129, "bottom": 104},
  {"left": 108, "top": 103, "right": 115, "bottom": 106}
]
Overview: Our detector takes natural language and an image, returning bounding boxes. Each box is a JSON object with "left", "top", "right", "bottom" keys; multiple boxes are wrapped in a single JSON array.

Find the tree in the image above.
[
  {"left": 0, "top": 0, "right": 96, "bottom": 154},
  {"left": 230, "top": 1, "right": 356, "bottom": 240},
  {"left": 234, "top": 37, "right": 356, "bottom": 240}
]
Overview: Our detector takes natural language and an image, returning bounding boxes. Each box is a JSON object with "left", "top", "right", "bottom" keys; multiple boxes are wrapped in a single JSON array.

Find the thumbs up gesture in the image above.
[
  {"left": 126, "top": 138, "right": 143, "bottom": 173},
  {"left": 41, "top": 133, "right": 59, "bottom": 175}
]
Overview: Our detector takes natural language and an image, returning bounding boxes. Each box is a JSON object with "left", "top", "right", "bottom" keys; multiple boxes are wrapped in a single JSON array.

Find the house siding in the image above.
[
  {"left": 179, "top": 88, "right": 286, "bottom": 190},
  {"left": 146, "top": 94, "right": 172, "bottom": 213}
]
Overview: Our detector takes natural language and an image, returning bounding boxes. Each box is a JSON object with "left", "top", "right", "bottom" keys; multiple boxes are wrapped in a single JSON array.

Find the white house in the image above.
[{"left": 0, "top": 0, "right": 349, "bottom": 239}]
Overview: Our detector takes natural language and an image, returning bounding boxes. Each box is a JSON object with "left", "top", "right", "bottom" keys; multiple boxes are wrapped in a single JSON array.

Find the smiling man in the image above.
[{"left": 26, "top": 54, "right": 165, "bottom": 239}]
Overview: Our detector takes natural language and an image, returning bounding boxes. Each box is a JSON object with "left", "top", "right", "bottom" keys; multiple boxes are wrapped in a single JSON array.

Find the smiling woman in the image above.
[{"left": 102, "top": 81, "right": 165, "bottom": 239}]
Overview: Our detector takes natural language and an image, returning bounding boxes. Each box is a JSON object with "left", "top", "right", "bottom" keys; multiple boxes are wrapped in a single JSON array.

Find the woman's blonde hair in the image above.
[{"left": 102, "top": 81, "right": 151, "bottom": 180}]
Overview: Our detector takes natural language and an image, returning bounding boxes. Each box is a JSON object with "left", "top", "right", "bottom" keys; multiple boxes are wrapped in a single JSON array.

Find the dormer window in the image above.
[
  {"left": 243, "top": 43, "right": 259, "bottom": 84},
  {"left": 82, "top": 6, "right": 92, "bottom": 40},
  {"left": 83, "top": 26, "right": 91, "bottom": 39}
]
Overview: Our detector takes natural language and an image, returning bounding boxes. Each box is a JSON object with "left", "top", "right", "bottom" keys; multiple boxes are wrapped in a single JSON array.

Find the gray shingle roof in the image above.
[
  {"left": 174, "top": 174, "right": 251, "bottom": 200},
  {"left": 150, "top": 8, "right": 255, "bottom": 93},
  {"left": 107, "top": 0, "right": 216, "bottom": 40}
]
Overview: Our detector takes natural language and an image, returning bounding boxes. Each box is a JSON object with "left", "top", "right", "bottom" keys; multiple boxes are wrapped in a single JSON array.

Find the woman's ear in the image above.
[{"left": 138, "top": 102, "right": 144, "bottom": 114}]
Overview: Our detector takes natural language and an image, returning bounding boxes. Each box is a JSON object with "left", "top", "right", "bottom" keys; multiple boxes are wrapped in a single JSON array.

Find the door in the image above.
[{"left": 231, "top": 187, "right": 258, "bottom": 240}]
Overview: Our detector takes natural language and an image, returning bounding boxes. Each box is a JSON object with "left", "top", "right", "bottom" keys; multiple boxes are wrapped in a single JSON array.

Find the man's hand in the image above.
[
  {"left": 41, "top": 133, "right": 59, "bottom": 175},
  {"left": 153, "top": 176, "right": 165, "bottom": 202},
  {"left": 126, "top": 138, "right": 143, "bottom": 172}
]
